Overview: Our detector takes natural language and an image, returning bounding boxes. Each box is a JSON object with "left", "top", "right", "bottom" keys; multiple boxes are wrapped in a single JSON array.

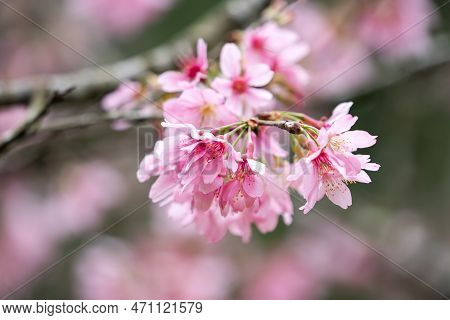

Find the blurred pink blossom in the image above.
[
  {"left": 289, "top": 2, "right": 375, "bottom": 98},
  {"left": 45, "top": 161, "right": 125, "bottom": 237},
  {"left": 242, "top": 252, "right": 322, "bottom": 299},
  {"left": 242, "top": 225, "right": 378, "bottom": 299},
  {"left": 0, "top": 180, "right": 57, "bottom": 297},
  {"left": 243, "top": 22, "right": 310, "bottom": 99},
  {"left": 0, "top": 20, "right": 96, "bottom": 79},
  {"left": 0, "top": 161, "right": 124, "bottom": 296},
  {"left": 67, "top": 0, "right": 175, "bottom": 37},
  {"left": 357, "top": 0, "right": 435, "bottom": 60},
  {"left": 101, "top": 81, "right": 154, "bottom": 130},
  {"left": 74, "top": 237, "right": 234, "bottom": 299},
  {"left": 294, "top": 225, "right": 377, "bottom": 286}
]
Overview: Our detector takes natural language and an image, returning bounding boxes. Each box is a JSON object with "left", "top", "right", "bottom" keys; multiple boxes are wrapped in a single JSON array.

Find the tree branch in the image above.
[
  {"left": 37, "top": 109, "right": 163, "bottom": 134},
  {"left": 0, "top": 88, "right": 73, "bottom": 154},
  {"left": 0, "top": 0, "right": 269, "bottom": 106}
]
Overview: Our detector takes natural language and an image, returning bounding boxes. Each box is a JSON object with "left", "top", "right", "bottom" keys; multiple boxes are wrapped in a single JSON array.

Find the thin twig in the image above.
[
  {"left": 37, "top": 109, "right": 163, "bottom": 134},
  {"left": 254, "top": 118, "right": 305, "bottom": 134},
  {"left": 0, "top": 88, "right": 73, "bottom": 155}
]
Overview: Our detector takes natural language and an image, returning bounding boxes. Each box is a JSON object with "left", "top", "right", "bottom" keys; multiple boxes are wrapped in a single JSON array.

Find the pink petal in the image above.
[
  {"left": 149, "top": 174, "right": 177, "bottom": 202},
  {"left": 211, "top": 77, "right": 233, "bottom": 97},
  {"left": 246, "top": 88, "right": 273, "bottom": 108},
  {"left": 231, "top": 191, "right": 247, "bottom": 212},
  {"left": 328, "top": 102, "right": 353, "bottom": 123},
  {"left": 243, "top": 174, "right": 264, "bottom": 198},
  {"left": 202, "top": 160, "right": 223, "bottom": 184},
  {"left": 179, "top": 87, "right": 204, "bottom": 105},
  {"left": 220, "top": 43, "right": 242, "bottom": 78},
  {"left": 220, "top": 180, "right": 239, "bottom": 208},
  {"left": 340, "top": 130, "right": 377, "bottom": 150},
  {"left": 196, "top": 38, "right": 208, "bottom": 69},
  {"left": 328, "top": 151, "right": 362, "bottom": 178},
  {"left": 199, "top": 176, "right": 223, "bottom": 194},
  {"left": 247, "top": 63, "right": 274, "bottom": 87},
  {"left": 202, "top": 88, "right": 224, "bottom": 106},
  {"left": 163, "top": 97, "right": 200, "bottom": 125},
  {"left": 325, "top": 180, "right": 352, "bottom": 209},
  {"left": 364, "top": 162, "right": 380, "bottom": 171},
  {"left": 158, "top": 71, "right": 189, "bottom": 92},
  {"left": 225, "top": 95, "right": 244, "bottom": 116},
  {"left": 329, "top": 114, "right": 358, "bottom": 134},
  {"left": 279, "top": 43, "right": 310, "bottom": 65},
  {"left": 194, "top": 192, "right": 215, "bottom": 212},
  {"left": 299, "top": 171, "right": 323, "bottom": 214},
  {"left": 137, "top": 155, "right": 157, "bottom": 182},
  {"left": 354, "top": 170, "right": 371, "bottom": 183}
]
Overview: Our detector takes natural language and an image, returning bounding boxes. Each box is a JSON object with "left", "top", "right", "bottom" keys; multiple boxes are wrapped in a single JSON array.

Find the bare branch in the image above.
[
  {"left": 0, "top": 88, "right": 73, "bottom": 154},
  {"left": 37, "top": 109, "right": 163, "bottom": 134}
]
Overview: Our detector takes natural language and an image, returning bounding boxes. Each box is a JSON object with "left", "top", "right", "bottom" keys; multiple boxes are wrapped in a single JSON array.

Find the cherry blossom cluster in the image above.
[{"left": 135, "top": 19, "right": 379, "bottom": 242}]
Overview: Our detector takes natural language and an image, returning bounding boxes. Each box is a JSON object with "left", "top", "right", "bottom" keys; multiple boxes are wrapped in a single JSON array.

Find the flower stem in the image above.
[
  {"left": 226, "top": 123, "right": 247, "bottom": 138},
  {"left": 212, "top": 121, "right": 245, "bottom": 135},
  {"left": 232, "top": 127, "right": 247, "bottom": 148},
  {"left": 280, "top": 112, "right": 324, "bottom": 129}
]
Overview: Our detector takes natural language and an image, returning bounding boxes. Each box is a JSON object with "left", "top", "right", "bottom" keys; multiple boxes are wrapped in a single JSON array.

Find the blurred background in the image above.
[{"left": 1, "top": 0, "right": 450, "bottom": 299}]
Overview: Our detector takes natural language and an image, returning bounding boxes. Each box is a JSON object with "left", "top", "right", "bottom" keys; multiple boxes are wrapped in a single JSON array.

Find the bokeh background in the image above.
[{"left": 1, "top": 0, "right": 450, "bottom": 299}]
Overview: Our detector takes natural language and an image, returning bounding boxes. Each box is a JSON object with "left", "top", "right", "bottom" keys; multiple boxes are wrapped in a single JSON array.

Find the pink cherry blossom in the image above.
[
  {"left": 212, "top": 43, "right": 274, "bottom": 117},
  {"left": 163, "top": 87, "right": 237, "bottom": 128},
  {"left": 101, "top": 81, "right": 143, "bottom": 111},
  {"left": 158, "top": 39, "right": 208, "bottom": 92},
  {"left": 247, "top": 168, "right": 293, "bottom": 236},
  {"left": 138, "top": 122, "right": 296, "bottom": 242},
  {"left": 244, "top": 22, "right": 310, "bottom": 98},
  {"left": 288, "top": 102, "right": 379, "bottom": 213},
  {"left": 220, "top": 158, "right": 266, "bottom": 214},
  {"left": 243, "top": 22, "right": 300, "bottom": 64},
  {"left": 101, "top": 81, "right": 154, "bottom": 130},
  {"left": 137, "top": 122, "right": 241, "bottom": 210},
  {"left": 166, "top": 164, "right": 293, "bottom": 243},
  {"left": 251, "top": 126, "right": 289, "bottom": 164},
  {"left": 67, "top": 0, "right": 175, "bottom": 37}
]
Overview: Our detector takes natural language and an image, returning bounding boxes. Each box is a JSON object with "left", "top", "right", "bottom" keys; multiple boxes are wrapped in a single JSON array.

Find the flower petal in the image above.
[
  {"left": 243, "top": 174, "right": 265, "bottom": 198},
  {"left": 325, "top": 180, "right": 352, "bottom": 209},
  {"left": 211, "top": 77, "right": 233, "bottom": 97},
  {"left": 196, "top": 38, "right": 208, "bottom": 69},
  {"left": 158, "top": 71, "right": 189, "bottom": 92},
  {"left": 328, "top": 102, "right": 353, "bottom": 123},
  {"left": 220, "top": 43, "right": 242, "bottom": 78},
  {"left": 247, "top": 63, "right": 274, "bottom": 87},
  {"left": 340, "top": 130, "right": 377, "bottom": 150}
]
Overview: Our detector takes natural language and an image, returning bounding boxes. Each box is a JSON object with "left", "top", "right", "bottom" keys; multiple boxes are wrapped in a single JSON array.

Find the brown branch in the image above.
[
  {"left": 37, "top": 109, "right": 163, "bottom": 134},
  {"left": 253, "top": 118, "right": 305, "bottom": 134},
  {"left": 0, "top": 0, "right": 270, "bottom": 106},
  {"left": 0, "top": 88, "right": 73, "bottom": 154}
]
